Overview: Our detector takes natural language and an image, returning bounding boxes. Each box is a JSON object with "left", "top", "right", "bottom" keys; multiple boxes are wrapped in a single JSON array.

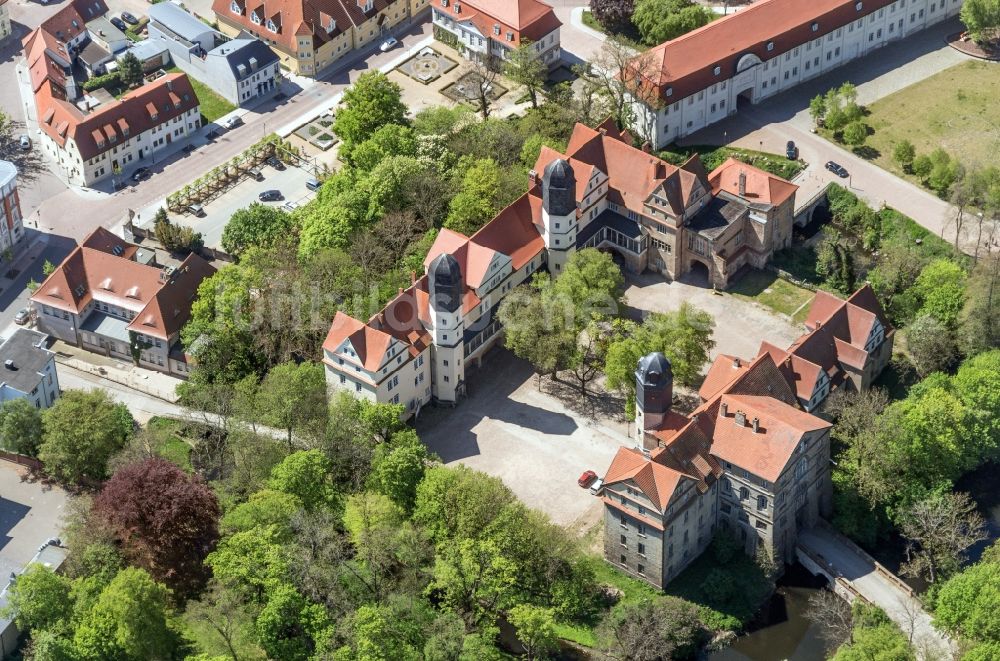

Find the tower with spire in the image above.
[
  {"left": 540, "top": 158, "right": 578, "bottom": 273},
  {"left": 428, "top": 253, "right": 466, "bottom": 403}
]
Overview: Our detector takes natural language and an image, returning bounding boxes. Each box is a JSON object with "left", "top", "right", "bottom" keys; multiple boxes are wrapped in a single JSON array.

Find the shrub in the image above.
[{"left": 82, "top": 71, "right": 121, "bottom": 92}]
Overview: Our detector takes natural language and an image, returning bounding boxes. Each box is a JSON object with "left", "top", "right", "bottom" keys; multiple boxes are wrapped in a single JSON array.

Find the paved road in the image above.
[
  {"left": 798, "top": 526, "right": 954, "bottom": 660},
  {"left": 680, "top": 17, "right": 994, "bottom": 254}
]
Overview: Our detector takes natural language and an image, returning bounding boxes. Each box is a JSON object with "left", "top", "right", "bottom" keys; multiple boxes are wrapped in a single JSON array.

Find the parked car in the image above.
[
  {"left": 14, "top": 309, "right": 30, "bottom": 326},
  {"left": 110, "top": 16, "right": 127, "bottom": 31},
  {"left": 18, "top": 134, "right": 31, "bottom": 151},
  {"left": 223, "top": 116, "right": 243, "bottom": 130},
  {"left": 131, "top": 167, "right": 150, "bottom": 182},
  {"left": 589, "top": 478, "right": 604, "bottom": 495},
  {"left": 786, "top": 140, "right": 797, "bottom": 159},
  {"left": 259, "top": 189, "right": 282, "bottom": 202},
  {"left": 305, "top": 177, "right": 321, "bottom": 191},
  {"left": 121, "top": 11, "right": 139, "bottom": 24},
  {"left": 281, "top": 201, "right": 300, "bottom": 212},
  {"left": 825, "top": 161, "right": 849, "bottom": 178},
  {"left": 379, "top": 37, "right": 398, "bottom": 52},
  {"left": 248, "top": 166, "right": 263, "bottom": 181},
  {"left": 187, "top": 203, "right": 205, "bottom": 217},
  {"left": 578, "top": 470, "right": 597, "bottom": 488},
  {"left": 267, "top": 156, "right": 285, "bottom": 171},
  {"left": 182, "top": 143, "right": 197, "bottom": 153}
]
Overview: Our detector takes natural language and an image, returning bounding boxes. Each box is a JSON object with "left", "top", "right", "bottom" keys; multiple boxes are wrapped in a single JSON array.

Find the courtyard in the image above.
[
  {"left": 862, "top": 60, "right": 1000, "bottom": 182},
  {"left": 417, "top": 272, "right": 808, "bottom": 533},
  {"left": 0, "top": 462, "right": 70, "bottom": 578}
]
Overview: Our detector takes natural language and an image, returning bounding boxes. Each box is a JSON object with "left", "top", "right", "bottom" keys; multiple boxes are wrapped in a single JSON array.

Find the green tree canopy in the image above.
[
  {"left": 961, "top": 0, "right": 1000, "bottom": 44},
  {"left": 444, "top": 158, "right": 509, "bottom": 236},
  {"left": 257, "top": 361, "right": 328, "bottom": 449},
  {"left": 504, "top": 41, "right": 548, "bottom": 109},
  {"left": 934, "top": 557, "right": 1000, "bottom": 643},
  {"left": 632, "top": 0, "right": 714, "bottom": 45},
  {"left": 0, "top": 565, "right": 73, "bottom": 634},
  {"left": 0, "top": 398, "right": 44, "bottom": 456},
  {"left": 221, "top": 203, "right": 293, "bottom": 256},
  {"left": 38, "top": 389, "right": 134, "bottom": 484},
  {"left": 348, "top": 123, "right": 418, "bottom": 172},
  {"left": 368, "top": 429, "right": 431, "bottom": 512},
  {"left": 332, "top": 72, "right": 408, "bottom": 150},
  {"left": 267, "top": 450, "right": 337, "bottom": 511}
]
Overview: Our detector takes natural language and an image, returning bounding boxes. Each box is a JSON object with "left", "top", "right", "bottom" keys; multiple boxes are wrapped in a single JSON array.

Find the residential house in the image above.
[
  {"left": 78, "top": 15, "right": 128, "bottom": 75},
  {"left": 0, "top": 329, "right": 60, "bottom": 409},
  {"left": 322, "top": 120, "right": 798, "bottom": 415},
  {"left": 212, "top": 0, "right": 414, "bottom": 76},
  {"left": 630, "top": 0, "right": 964, "bottom": 148},
  {"left": 0, "top": 161, "right": 25, "bottom": 268},
  {"left": 30, "top": 228, "right": 216, "bottom": 377},
  {"left": 431, "top": 0, "right": 561, "bottom": 67},
  {"left": 149, "top": 2, "right": 281, "bottom": 106}
]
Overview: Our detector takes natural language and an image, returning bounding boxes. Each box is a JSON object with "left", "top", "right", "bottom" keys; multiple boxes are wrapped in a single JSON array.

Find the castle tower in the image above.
[
  {"left": 428, "top": 253, "right": 465, "bottom": 404},
  {"left": 635, "top": 352, "right": 673, "bottom": 447},
  {"left": 541, "top": 158, "right": 578, "bottom": 274}
]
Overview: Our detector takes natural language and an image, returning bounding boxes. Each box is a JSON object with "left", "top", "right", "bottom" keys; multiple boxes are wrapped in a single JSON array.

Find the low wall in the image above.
[{"left": 816, "top": 519, "right": 915, "bottom": 597}]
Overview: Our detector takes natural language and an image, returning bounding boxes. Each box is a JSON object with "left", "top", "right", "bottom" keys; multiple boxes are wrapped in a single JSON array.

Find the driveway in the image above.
[
  {"left": 0, "top": 461, "right": 70, "bottom": 576},
  {"left": 623, "top": 273, "right": 804, "bottom": 363},
  {"left": 681, "top": 17, "right": 987, "bottom": 253},
  {"left": 417, "top": 347, "right": 630, "bottom": 531}
]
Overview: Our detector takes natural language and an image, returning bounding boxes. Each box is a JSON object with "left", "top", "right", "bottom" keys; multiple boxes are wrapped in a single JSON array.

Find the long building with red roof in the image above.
[
  {"left": 598, "top": 284, "right": 892, "bottom": 588},
  {"left": 22, "top": 0, "right": 202, "bottom": 186},
  {"left": 431, "top": 0, "right": 561, "bottom": 68},
  {"left": 30, "top": 228, "right": 216, "bottom": 377},
  {"left": 323, "top": 119, "right": 797, "bottom": 416},
  {"left": 630, "top": 0, "right": 963, "bottom": 148}
]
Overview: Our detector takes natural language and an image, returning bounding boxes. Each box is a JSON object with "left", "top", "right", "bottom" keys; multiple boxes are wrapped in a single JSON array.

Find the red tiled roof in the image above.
[
  {"left": 437, "top": 0, "right": 560, "bottom": 47},
  {"left": 640, "top": 0, "right": 899, "bottom": 102},
  {"left": 708, "top": 157, "right": 798, "bottom": 208},
  {"left": 699, "top": 353, "right": 748, "bottom": 401},
  {"left": 30, "top": 229, "right": 215, "bottom": 340},
  {"left": 35, "top": 73, "right": 199, "bottom": 160},
  {"left": 602, "top": 447, "right": 687, "bottom": 511}
]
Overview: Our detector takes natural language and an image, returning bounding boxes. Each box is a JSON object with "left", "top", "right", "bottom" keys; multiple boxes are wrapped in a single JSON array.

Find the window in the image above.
[
  {"left": 713, "top": 65, "right": 721, "bottom": 75},
  {"left": 638, "top": 542, "right": 645, "bottom": 556},
  {"left": 637, "top": 524, "right": 646, "bottom": 536},
  {"left": 757, "top": 496, "right": 768, "bottom": 511},
  {"left": 739, "top": 487, "right": 749, "bottom": 500},
  {"left": 619, "top": 554, "right": 626, "bottom": 566},
  {"left": 766, "top": 41, "right": 774, "bottom": 51},
  {"left": 620, "top": 534, "right": 627, "bottom": 546},
  {"left": 637, "top": 563, "right": 645, "bottom": 575},
  {"left": 620, "top": 514, "right": 627, "bottom": 528},
  {"left": 756, "top": 520, "right": 768, "bottom": 530}
]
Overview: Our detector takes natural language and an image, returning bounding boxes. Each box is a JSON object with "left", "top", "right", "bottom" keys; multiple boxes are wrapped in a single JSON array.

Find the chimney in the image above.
[
  {"left": 641, "top": 141, "right": 652, "bottom": 153},
  {"left": 598, "top": 127, "right": 607, "bottom": 135},
  {"left": 410, "top": 271, "right": 417, "bottom": 285},
  {"left": 751, "top": 417, "right": 760, "bottom": 433},
  {"left": 528, "top": 169, "right": 538, "bottom": 185},
  {"left": 734, "top": 410, "right": 746, "bottom": 427},
  {"left": 720, "top": 402, "right": 728, "bottom": 417},
  {"left": 738, "top": 171, "right": 747, "bottom": 197},
  {"left": 732, "top": 357, "right": 741, "bottom": 369}
]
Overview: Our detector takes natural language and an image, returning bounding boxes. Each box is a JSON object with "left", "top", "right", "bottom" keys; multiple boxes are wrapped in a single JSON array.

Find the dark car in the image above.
[
  {"left": 110, "top": 16, "right": 127, "bottom": 31},
  {"left": 258, "top": 189, "right": 282, "bottom": 202},
  {"left": 183, "top": 143, "right": 196, "bottom": 153},
  {"left": 267, "top": 156, "right": 285, "bottom": 171},
  {"left": 121, "top": 11, "right": 139, "bottom": 25},
  {"left": 825, "top": 161, "right": 849, "bottom": 178},
  {"left": 274, "top": 92, "right": 287, "bottom": 102},
  {"left": 131, "top": 167, "right": 150, "bottom": 182},
  {"left": 786, "top": 140, "right": 797, "bottom": 160}
]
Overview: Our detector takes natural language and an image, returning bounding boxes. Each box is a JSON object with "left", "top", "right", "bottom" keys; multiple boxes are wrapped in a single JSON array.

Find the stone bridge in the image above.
[{"left": 796, "top": 521, "right": 954, "bottom": 660}]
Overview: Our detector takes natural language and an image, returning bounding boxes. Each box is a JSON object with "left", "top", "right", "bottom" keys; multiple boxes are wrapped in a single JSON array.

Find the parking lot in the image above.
[
  {"left": 0, "top": 462, "right": 70, "bottom": 579},
  {"left": 151, "top": 159, "right": 317, "bottom": 252}
]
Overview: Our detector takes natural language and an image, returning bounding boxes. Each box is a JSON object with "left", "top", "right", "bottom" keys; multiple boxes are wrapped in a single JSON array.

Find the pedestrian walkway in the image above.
[
  {"left": 50, "top": 340, "right": 183, "bottom": 403},
  {"left": 797, "top": 522, "right": 954, "bottom": 660}
]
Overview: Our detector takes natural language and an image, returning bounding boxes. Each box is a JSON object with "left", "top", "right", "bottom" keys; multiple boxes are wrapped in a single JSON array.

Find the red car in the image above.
[{"left": 578, "top": 470, "right": 598, "bottom": 488}]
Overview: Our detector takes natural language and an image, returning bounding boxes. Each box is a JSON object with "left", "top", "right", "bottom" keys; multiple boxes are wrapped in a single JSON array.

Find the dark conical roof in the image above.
[
  {"left": 636, "top": 352, "right": 672, "bottom": 387},
  {"left": 429, "top": 253, "right": 462, "bottom": 314},
  {"left": 542, "top": 158, "right": 576, "bottom": 216}
]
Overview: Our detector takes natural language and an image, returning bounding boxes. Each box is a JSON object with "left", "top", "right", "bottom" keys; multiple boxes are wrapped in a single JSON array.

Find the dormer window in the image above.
[
  {"left": 493, "top": 24, "right": 500, "bottom": 35},
  {"left": 440, "top": 0, "right": 447, "bottom": 6},
  {"left": 811, "top": 22, "right": 819, "bottom": 31},
  {"left": 713, "top": 65, "right": 721, "bottom": 75},
  {"left": 230, "top": 0, "right": 242, "bottom": 14},
  {"left": 363, "top": 0, "right": 373, "bottom": 10},
  {"left": 665, "top": 87, "right": 673, "bottom": 97},
  {"left": 766, "top": 41, "right": 774, "bottom": 51},
  {"left": 326, "top": 17, "right": 336, "bottom": 32},
  {"left": 506, "top": 31, "right": 514, "bottom": 41},
  {"left": 855, "top": 1, "right": 863, "bottom": 9},
  {"left": 453, "top": 2, "right": 460, "bottom": 13},
  {"left": 250, "top": 10, "right": 261, "bottom": 24},
  {"left": 266, "top": 18, "right": 277, "bottom": 32}
]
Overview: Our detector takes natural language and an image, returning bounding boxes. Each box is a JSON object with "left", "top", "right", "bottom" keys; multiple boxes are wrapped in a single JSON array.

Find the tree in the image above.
[
  {"left": 468, "top": 57, "right": 501, "bottom": 121},
  {"left": 221, "top": 489, "right": 303, "bottom": 538},
  {"left": 267, "top": 450, "right": 337, "bottom": 511},
  {"left": 256, "top": 361, "right": 327, "bottom": 450},
  {"left": 905, "top": 314, "right": 958, "bottom": 377},
  {"left": 934, "top": 558, "right": 1000, "bottom": 643},
  {"left": 961, "top": 0, "right": 1000, "bottom": 44},
  {"left": 431, "top": 537, "right": 519, "bottom": 627},
  {"left": 73, "top": 567, "right": 178, "bottom": 661},
  {"left": 912, "top": 154, "right": 933, "bottom": 180},
  {"left": 910, "top": 259, "right": 968, "bottom": 328},
  {"left": 575, "top": 36, "right": 655, "bottom": 137},
  {"left": 632, "top": 0, "right": 714, "bottom": 46},
  {"left": 597, "top": 596, "right": 702, "bottom": 661},
  {"left": 93, "top": 457, "right": 220, "bottom": 596},
  {"left": 952, "top": 350, "right": 1000, "bottom": 459},
  {"left": 842, "top": 121, "right": 868, "bottom": 148},
  {"left": 368, "top": 430, "right": 430, "bottom": 513},
  {"left": 413, "top": 465, "right": 515, "bottom": 544},
  {"left": 0, "top": 565, "right": 73, "bottom": 634},
  {"left": 832, "top": 624, "right": 914, "bottom": 661},
  {"left": 38, "top": 389, "right": 134, "bottom": 484},
  {"left": 253, "top": 582, "right": 331, "bottom": 661},
  {"left": 504, "top": 42, "right": 547, "bottom": 109},
  {"left": 348, "top": 123, "right": 418, "bottom": 172},
  {"left": 898, "top": 492, "right": 987, "bottom": 583},
  {"left": 589, "top": 0, "right": 635, "bottom": 33},
  {"left": 551, "top": 248, "right": 624, "bottom": 317},
  {"left": 332, "top": 72, "right": 407, "bottom": 149},
  {"left": 807, "top": 589, "right": 855, "bottom": 650},
  {"left": 118, "top": 52, "right": 143, "bottom": 88},
  {"left": 498, "top": 282, "right": 579, "bottom": 381},
  {"left": 0, "top": 398, "right": 44, "bottom": 456},
  {"left": 183, "top": 580, "right": 264, "bottom": 661},
  {"left": 959, "top": 252, "right": 1000, "bottom": 355},
  {"left": 893, "top": 140, "right": 916, "bottom": 173},
  {"left": 221, "top": 203, "right": 293, "bottom": 256},
  {"left": 809, "top": 95, "right": 827, "bottom": 126},
  {"left": 444, "top": 158, "right": 507, "bottom": 235},
  {"left": 206, "top": 525, "right": 290, "bottom": 604},
  {"left": 508, "top": 605, "right": 558, "bottom": 661}
]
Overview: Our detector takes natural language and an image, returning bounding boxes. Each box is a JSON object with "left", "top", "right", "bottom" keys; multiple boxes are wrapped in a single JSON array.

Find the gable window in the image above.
[
  {"left": 266, "top": 18, "right": 277, "bottom": 32},
  {"left": 230, "top": 0, "right": 242, "bottom": 13},
  {"left": 250, "top": 10, "right": 261, "bottom": 24}
]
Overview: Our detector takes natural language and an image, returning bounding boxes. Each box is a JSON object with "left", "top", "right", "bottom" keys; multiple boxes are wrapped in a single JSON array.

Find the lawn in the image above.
[
  {"left": 167, "top": 67, "right": 236, "bottom": 124},
  {"left": 661, "top": 145, "right": 805, "bottom": 181},
  {"left": 728, "top": 269, "right": 815, "bottom": 323},
  {"left": 145, "top": 416, "right": 195, "bottom": 471},
  {"left": 863, "top": 61, "right": 1000, "bottom": 180}
]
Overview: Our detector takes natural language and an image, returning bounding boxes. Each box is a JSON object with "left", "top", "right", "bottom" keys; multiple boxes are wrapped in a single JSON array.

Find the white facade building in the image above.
[{"left": 431, "top": 0, "right": 561, "bottom": 67}]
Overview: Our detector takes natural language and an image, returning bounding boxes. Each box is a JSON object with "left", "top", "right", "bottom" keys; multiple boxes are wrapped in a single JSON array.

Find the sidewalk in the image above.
[{"left": 50, "top": 340, "right": 183, "bottom": 403}]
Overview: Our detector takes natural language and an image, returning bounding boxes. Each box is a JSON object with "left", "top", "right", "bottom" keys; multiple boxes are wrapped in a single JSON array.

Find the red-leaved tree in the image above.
[
  {"left": 590, "top": 0, "right": 636, "bottom": 33},
  {"left": 94, "top": 457, "right": 220, "bottom": 597}
]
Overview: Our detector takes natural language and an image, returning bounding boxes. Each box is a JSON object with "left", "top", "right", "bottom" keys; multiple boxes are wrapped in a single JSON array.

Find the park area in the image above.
[{"left": 864, "top": 61, "right": 1000, "bottom": 178}]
